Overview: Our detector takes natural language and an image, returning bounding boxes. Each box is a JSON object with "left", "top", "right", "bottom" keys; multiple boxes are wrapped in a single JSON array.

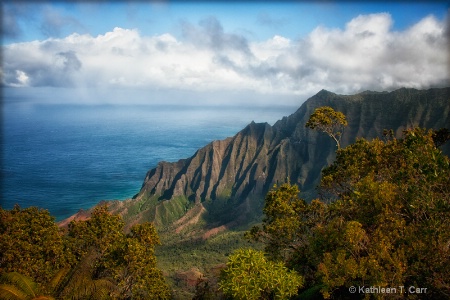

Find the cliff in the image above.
[{"left": 104, "top": 87, "right": 449, "bottom": 236}]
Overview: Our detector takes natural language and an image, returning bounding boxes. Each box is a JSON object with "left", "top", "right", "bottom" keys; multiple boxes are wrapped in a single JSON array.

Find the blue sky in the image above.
[
  {"left": 4, "top": 1, "right": 448, "bottom": 43},
  {"left": 2, "top": 1, "right": 449, "bottom": 105}
]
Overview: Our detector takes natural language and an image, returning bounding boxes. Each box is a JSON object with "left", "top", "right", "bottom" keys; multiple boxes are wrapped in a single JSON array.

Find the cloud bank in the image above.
[{"left": 2, "top": 13, "right": 448, "bottom": 104}]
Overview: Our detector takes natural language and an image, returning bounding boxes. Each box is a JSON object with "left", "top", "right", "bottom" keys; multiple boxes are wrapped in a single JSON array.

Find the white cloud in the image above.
[
  {"left": 8, "top": 70, "right": 30, "bottom": 87},
  {"left": 2, "top": 13, "right": 448, "bottom": 104}
]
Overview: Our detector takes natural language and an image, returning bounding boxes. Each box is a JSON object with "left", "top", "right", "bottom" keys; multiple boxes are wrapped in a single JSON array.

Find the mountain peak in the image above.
[
  {"left": 105, "top": 87, "right": 450, "bottom": 238},
  {"left": 316, "top": 89, "right": 336, "bottom": 97}
]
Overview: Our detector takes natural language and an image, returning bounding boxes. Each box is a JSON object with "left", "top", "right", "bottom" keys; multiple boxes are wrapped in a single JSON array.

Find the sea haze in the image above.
[{"left": 2, "top": 99, "right": 297, "bottom": 221}]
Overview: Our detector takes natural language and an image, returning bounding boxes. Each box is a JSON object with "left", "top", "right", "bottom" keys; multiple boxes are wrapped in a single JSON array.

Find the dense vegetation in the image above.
[
  {"left": 219, "top": 249, "right": 303, "bottom": 300},
  {"left": 0, "top": 205, "right": 170, "bottom": 299},
  {"left": 217, "top": 126, "right": 450, "bottom": 299}
]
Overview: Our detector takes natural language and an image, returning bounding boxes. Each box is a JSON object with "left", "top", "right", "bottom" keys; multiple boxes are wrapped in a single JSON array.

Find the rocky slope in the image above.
[{"left": 93, "top": 87, "right": 449, "bottom": 237}]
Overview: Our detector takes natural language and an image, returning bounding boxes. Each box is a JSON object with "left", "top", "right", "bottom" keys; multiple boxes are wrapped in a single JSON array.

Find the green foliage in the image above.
[
  {"left": 157, "top": 227, "right": 261, "bottom": 299},
  {"left": 247, "top": 186, "right": 328, "bottom": 288},
  {"left": 219, "top": 248, "right": 303, "bottom": 300},
  {"left": 114, "top": 223, "right": 171, "bottom": 299},
  {"left": 315, "top": 128, "right": 450, "bottom": 298},
  {"left": 0, "top": 204, "right": 170, "bottom": 299},
  {"left": 305, "top": 106, "right": 348, "bottom": 149},
  {"left": 58, "top": 250, "right": 116, "bottom": 300},
  {"left": 247, "top": 182, "right": 307, "bottom": 261},
  {"left": 0, "top": 272, "right": 54, "bottom": 300},
  {"left": 154, "top": 196, "right": 191, "bottom": 226},
  {"left": 248, "top": 128, "right": 450, "bottom": 299},
  {"left": 67, "top": 204, "right": 125, "bottom": 260},
  {"left": 67, "top": 205, "right": 171, "bottom": 299},
  {"left": 0, "top": 206, "right": 68, "bottom": 286}
]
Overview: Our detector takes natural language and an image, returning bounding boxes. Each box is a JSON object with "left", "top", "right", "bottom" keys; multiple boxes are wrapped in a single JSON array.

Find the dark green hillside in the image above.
[{"left": 107, "top": 87, "right": 449, "bottom": 231}]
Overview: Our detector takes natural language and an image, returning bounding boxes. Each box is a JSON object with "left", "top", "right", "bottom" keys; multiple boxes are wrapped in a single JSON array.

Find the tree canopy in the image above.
[
  {"left": 246, "top": 127, "right": 450, "bottom": 299},
  {"left": 305, "top": 106, "right": 348, "bottom": 149},
  {"left": 0, "top": 204, "right": 171, "bottom": 299},
  {"left": 0, "top": 206, "right": 68, "bottom": 286},
  {"left": 219, "top": 248, "right": 303, "bottom": 300}
]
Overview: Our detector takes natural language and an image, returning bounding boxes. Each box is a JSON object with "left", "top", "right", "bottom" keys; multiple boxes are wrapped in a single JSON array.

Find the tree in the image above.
[
  {"left": 0, "top": 206, "right": 69, "bottom": 286},
  {"left": 247, "top": 182, "right": 307, "bottom": 261},
  {"left": 0, "top": 204, "right": 171, "bottom": 299},
  {"left": 112, "top": 223, "right": 171, "bottom": 299},
  {"left": 54, "top": 249, "right": 116, "bottom": 300},
  {"left": 247, "top": 128, "right": 450, "bottom": 299},
  {"left": 66, "top": 204, "right": 171, "bottom": 299},
  {"left": 66, "top": 204, "right": 125, "bottom": 261},
  {"left": 305, "top": 106, "right": 347, "bottom": 149},
  {"left": 219, "top": 249, "right": 303, "bottom": 300},
  {"left": 315, "top": 128, "right": 450, "bottom": 298},
  {"left": 247, "top": 184, "right": 327, "bottom": 294}
]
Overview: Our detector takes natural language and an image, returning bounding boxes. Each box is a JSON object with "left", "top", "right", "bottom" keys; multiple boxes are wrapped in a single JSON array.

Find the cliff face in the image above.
[
  {"left": 139, "top": 121, "right": 275, "bottom": 203},
  {"left": 110, "top": 87, "right": 450, "bottom": 234}
]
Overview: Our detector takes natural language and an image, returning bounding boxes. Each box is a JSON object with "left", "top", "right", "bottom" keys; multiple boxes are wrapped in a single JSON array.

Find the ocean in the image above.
[{"left": 2, "top": 100, "right": 296, "bottom": 221}]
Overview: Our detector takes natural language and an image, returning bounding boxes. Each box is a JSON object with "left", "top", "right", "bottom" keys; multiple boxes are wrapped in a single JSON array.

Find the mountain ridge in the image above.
[{"left": 60, "top": 87, "right": 450, "bottom": 237}]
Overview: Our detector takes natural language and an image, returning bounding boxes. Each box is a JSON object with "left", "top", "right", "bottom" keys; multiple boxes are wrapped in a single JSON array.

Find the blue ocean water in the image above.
[{"left": 2, "top": 100, "right": 296, "bottom": 221}]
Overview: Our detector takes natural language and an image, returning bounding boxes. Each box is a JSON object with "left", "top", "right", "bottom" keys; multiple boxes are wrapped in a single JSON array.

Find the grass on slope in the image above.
[{"left": 156, "top": 224, "right": 264, "bottom": 299}]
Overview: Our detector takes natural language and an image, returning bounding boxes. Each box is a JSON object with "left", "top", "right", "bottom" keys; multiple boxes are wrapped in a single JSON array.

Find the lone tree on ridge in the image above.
[{"left": 305, "top": 106, "right": 348, "bottom": 149}]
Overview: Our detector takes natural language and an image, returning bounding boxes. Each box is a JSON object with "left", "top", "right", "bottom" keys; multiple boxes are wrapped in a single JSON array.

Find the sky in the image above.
[{"left": 1, "top": 1, "right": 449, "bottom": 106}]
